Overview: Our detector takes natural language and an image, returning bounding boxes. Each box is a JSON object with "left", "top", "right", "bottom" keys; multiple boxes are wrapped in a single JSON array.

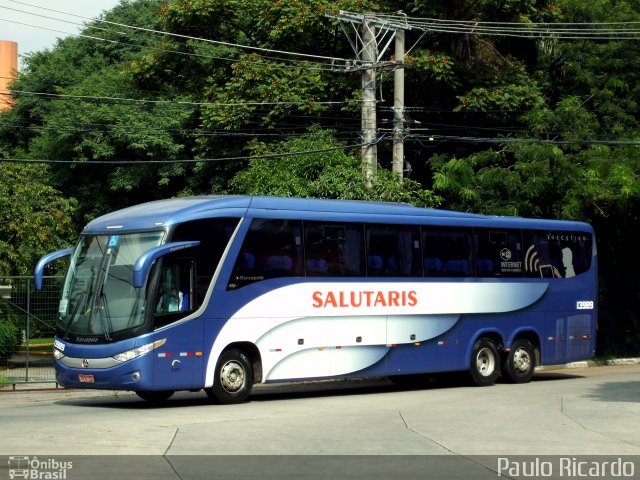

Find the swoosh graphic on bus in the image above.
[
  {"left": 267, "top": 345, "right": 391, "bottom": 380},
  {"left": 204, "top": 281, "right": 549, "bottom": 387},
  {"left": 261, "top": 314, "right": 460, "bottom": 381}
]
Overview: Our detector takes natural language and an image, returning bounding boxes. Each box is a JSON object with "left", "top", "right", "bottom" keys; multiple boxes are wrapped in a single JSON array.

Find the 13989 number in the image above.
[{"left": 576, "top": 300, "right": 594, "bottom": 310}]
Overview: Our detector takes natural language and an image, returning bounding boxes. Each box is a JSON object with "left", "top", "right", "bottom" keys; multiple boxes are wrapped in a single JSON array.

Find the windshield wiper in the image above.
[
  {"left": 62, "top": 290, "right": 90, "bottom": 340},
  {"left": 95, "top": 289, "right": 112, "bottom": 341}
]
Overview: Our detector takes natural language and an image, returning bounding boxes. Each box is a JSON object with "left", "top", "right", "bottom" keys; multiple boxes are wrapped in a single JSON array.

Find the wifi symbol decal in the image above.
[{"left": 525, "top": 245, "right": 540, "bottom": 273}]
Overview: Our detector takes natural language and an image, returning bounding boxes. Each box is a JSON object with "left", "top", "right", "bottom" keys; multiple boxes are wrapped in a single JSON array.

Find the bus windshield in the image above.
[{"left": 57, "top": 231, "right": 164, "bottom": 340}]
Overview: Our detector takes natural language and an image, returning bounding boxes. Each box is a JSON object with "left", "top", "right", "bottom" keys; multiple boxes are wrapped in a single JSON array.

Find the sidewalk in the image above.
[
  {"left": 537, "top": 357, "right": 640, "bottom": 370},
  {"left": 1, "top": 365, "right": 56, "bottom": 391}
]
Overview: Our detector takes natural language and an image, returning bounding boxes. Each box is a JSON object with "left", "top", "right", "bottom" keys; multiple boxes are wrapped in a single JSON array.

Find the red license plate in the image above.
[{"left": 78, "top": 374, "right": 95, "bottom": 383}]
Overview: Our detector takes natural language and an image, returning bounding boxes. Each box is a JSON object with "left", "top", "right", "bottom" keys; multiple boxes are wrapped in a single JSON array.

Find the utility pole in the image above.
[
  {"left": 326, "top": 11, "right": 411, "bottom": 186},
  {"left": 361, "top": 17, "right": 377, "bottom": 185},
  {"left": 392, "top": 29, "right": 405, "bottom": 182}
]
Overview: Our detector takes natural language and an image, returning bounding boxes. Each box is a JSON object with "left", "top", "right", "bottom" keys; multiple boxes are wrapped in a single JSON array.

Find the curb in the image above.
[{"left": 536, "top": 357, "right": 640, "bottom": 371}]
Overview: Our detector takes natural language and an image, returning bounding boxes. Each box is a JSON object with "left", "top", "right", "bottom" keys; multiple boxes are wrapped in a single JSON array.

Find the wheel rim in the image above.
[
  {"left": 476, "top": 347, "right": 496, "bottom": 377},
  {"left": 220, "top": 360, "right": 245, "bottom": 393},
  {"left": 513, "top": 347, "right": 532, "bottom": 374}
]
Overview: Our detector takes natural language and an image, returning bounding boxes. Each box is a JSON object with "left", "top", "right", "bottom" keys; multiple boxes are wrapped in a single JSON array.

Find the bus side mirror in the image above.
[
  {"left": 133, "top": 241, "right": 200, "bottom": 289},
  {"left": 34, "top": 248, "right": 74, "bottom": 290}
]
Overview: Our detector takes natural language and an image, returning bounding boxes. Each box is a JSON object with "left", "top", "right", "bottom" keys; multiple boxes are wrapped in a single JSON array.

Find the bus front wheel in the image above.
[
  {"left": 469, "top": 338, "right": 500, "bottom": 386},
  {"left": 206, "top": 349, "right": 253, "bottom": 404},
  {"left": 502, "top": 339, "right": 536, "bottom": 383}
]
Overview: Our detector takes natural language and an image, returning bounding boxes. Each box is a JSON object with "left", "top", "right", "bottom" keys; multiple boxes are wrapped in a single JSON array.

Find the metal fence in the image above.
[{"left": 0, "top": 276, "right": 62, "bottom": 385}]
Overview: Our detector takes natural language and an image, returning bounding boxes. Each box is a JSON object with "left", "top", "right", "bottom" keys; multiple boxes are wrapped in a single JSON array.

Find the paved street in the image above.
[{"left": 0, "top": 364, "right": 639, "bottom": 479}]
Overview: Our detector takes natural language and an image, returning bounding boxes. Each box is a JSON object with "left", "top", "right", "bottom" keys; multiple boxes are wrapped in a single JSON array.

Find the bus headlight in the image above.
[
  {"left": 112, "top": 339, "right": 166, "bottom": 363},
  {"left": 53, "top": 348, "right": 65, "bottom": 360}
]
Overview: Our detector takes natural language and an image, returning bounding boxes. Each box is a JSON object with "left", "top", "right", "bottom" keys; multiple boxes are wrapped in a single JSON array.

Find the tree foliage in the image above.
[
  {"left": 229, "top": 128, "right": 440, "bottom": 206},
  {"left": 1, "top": 0, "right": 640, "bottom": 354},
  {"left": 0, "top": 163, "right": 76, "bottom": 275}
]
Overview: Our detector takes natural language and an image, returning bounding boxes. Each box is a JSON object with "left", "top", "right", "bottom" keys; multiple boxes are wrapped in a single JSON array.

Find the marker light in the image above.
[{"left": 112, "top": 339, "right": 166, "bottom": 363}]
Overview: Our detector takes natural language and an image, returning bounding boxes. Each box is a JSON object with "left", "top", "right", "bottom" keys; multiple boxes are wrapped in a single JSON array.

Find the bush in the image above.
[{"left": 0, "top": 318, "right": 20, "bottom": 360}]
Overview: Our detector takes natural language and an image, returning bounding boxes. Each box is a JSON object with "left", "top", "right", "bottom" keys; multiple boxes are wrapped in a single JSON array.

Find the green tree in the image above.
[
  {"left": 229, "top": 128, "right": 440, "bottom": 207},
  {"left": 0, "top": 162, "right": 76, "bottom": 276},
  {"left": 1, "top": 0, "right": 197, "bottom": 223},
  {"left": 3, "top": 0, "right": 640, "bottom": 355},
  {"left": 564, "top": 145, "right": 640, "bottom": 356},
  {"left": 423, "top": 0, "right": 640, "bottom": 355}
]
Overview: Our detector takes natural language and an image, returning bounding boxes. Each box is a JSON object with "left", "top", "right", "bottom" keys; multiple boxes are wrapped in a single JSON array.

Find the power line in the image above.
[
  {"left": 0, "top": 15, "right": 338, "bottom": 72},
  {"left": 328, "top": 11, "right": 640, "bottom": 40},
  {"left": 363, "top": 11, "right": 640, "bottom": 40},
  {"left": 0, "top": 117, "right": 360, "bottom": 138},
  {"left": 0, "top": 141, "right": 366, "bottom": 165},
  {"left": 380, "top": 13, "right": 640, "bottom": 27},
  {"left": 406, "top": 134, "right": 640, "bottom": 146},
  {"left": 0, "top": 16, "right": 130, "bottom": 45},
  {"left": 0, "top": 4, "right": 121, "bottom": 35},
  {"left": 1, "top": 90, "right": 347, "bottom": 108},
  {"left": 0, "top": 122, "right": 314, "bottom": 138},
  {"left": 0, "top": 6, "right": 346, "bottom": 72},
  {"left": 0, "top": 14, "right": 249, "bottom": 64},
  {"left": 7, "top": 0, "right": 353, "bottom": 69}
]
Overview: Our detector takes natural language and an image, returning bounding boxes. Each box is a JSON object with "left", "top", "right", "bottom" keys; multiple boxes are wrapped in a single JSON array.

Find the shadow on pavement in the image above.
[
  {"left": 54, "top": 371, "right": 583, "bottom": 410},
  {"left": 584, "top": 381, "right": 640, "bottom": 403}
]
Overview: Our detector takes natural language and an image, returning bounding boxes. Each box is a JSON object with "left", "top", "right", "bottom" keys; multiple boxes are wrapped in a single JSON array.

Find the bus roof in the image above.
[{"left": 82, "top": 195, "right": 593, "bottom": 234}]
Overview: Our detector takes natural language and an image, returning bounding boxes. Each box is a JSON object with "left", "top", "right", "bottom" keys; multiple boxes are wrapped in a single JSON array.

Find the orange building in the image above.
[{"left": 0, "top": 40, "right": 18, "bottom": 111}]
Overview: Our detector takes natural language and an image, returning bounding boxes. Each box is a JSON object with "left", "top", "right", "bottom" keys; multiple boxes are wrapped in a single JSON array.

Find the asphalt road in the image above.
[{"left": 1, "top": 364, "right": 639, "bottom": 479}]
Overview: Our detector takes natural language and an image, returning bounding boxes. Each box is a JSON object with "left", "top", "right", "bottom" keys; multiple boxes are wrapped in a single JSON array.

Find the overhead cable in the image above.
[
  {"left": 7, "top": 0, "right": 352, "bottom": 68},
  {"left": 1, "top": 90, "right": 347, "bottom": 107},
  {"left": 0, "top": 142, "right": 366, "bottom": 165}
]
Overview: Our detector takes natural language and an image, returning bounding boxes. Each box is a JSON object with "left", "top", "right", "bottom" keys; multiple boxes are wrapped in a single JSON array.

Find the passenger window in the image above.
[
  {"left": 304, "top": 221, "right": 364, "bottom": 276},
  {"left": 365, "top": 224, "right": 422, "bottom": 276},
  {"left": 475, "top": 229, "right": 524, "bottom": 277},
  {"left": 523, "top": 230, "right": 592, "bottom": 278},
  {"left": 422, "top": 227, "right": 473, "bottom": 277},
  {"left": 229, "top": 219, "right": 303, "bottom": 287}
]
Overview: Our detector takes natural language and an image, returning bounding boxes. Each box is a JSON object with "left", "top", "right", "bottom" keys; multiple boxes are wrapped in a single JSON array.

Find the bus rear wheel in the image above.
[
  {"left": 206, "top": 349, "right": 253, "bottom": 404},
  {"left": 136, "top": 390, "right": 175, "bottom": 402},
  {"left": 469, "top": 338, "right": 500, "bottom": 386},
  {"left": 502, "top": 339, "right": 536, "bottom": 383}
]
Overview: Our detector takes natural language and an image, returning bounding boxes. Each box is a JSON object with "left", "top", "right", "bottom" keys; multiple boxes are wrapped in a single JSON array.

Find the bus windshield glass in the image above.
[{"left": 57, "top": 231, "right": 165, "bottom": 340}]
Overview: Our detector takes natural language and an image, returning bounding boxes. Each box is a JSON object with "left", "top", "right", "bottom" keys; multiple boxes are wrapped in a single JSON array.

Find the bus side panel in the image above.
[
  {"left": 385, "top": 341, "right": 445, "bottom": 375},
  {"left": 152, "top": 318, "right": 203, "bottom": 390},
  {"left": 540, "top": 312, "right": 595, "bottom": 365}
]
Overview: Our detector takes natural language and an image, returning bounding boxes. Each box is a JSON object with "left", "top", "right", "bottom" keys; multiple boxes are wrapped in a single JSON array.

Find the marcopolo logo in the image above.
[{"left": 8, "top": 456, "right": 73, "bottom": 480}]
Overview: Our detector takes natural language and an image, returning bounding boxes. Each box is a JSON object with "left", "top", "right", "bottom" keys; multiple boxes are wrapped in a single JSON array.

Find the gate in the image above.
[{"left": 0, "top": 276, "right": 62, "bottom": 386}]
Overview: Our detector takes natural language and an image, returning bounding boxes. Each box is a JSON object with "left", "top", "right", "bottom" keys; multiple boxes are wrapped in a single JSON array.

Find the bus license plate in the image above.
[{"left": 78, "top": 374, "right": 95, "bottom": 383}]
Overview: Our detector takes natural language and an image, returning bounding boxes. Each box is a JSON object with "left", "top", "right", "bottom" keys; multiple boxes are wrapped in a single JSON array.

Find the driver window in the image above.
[{"left": 154, "top": 258, "right": 195, "bottom": 328}]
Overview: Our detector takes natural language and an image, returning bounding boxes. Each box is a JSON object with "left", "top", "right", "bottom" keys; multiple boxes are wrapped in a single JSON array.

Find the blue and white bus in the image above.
[{"left": 35, "top": 196, "right": 597, "bottom": 403}]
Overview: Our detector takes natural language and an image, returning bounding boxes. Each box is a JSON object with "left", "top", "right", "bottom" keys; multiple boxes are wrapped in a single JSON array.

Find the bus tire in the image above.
[
  {"left": 136, "top": 390, "right": 175, "bottom": 402},
  {"left": 502, "top": 339, "right": 536, "bottom": 383},
  {"left": 206, "top": 349, "right": 253, "bottom": 404},
  {"left": 469, "top": 338, "right": 500, "bottom": 386}
]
